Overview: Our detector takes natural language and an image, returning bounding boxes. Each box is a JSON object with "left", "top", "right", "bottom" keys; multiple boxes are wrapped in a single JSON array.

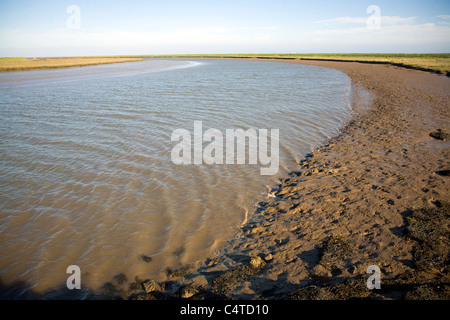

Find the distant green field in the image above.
[{"left": 122, "top": 53, "right": 450, "bottom": 75}]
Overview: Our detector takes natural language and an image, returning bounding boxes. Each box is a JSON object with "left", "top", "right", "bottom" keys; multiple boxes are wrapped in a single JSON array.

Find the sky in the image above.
[{"left": 0, "top": 0, "right": 449, "bottom": 57}]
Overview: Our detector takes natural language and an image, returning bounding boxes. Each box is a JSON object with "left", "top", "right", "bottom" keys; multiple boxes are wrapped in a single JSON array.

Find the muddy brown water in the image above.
[{"left": 0, "top": 58, "right": 352, "bottom": 297}]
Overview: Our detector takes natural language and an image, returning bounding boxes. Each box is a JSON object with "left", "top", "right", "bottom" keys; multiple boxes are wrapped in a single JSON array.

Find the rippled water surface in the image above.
[{"left": 0, "top": 59, "right": 352, "bottom": 297}]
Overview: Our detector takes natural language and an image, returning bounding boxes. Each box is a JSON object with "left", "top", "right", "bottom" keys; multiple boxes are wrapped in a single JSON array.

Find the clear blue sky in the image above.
[{"left": 0, "top": 0, "right": 449, "bottom": 57}]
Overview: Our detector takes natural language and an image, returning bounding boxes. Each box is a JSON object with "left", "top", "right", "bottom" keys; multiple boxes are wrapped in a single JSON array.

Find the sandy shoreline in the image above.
[
  {"left": 6, "top": 58, "right": 447, "bottom": 300},
  {"left": 208, "top": 59, "right": 450, "bottom": 299},
  {"left": 117, "top": 59, "right": 449, "bottom": 300}
]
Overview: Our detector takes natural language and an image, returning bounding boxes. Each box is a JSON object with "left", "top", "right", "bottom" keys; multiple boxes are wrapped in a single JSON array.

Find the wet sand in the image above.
[
  {"left": 209, "top": 59, "right": 450, "bottom": 299},
  {"left": 198, "top": 60, "right": 450, "bottom": 300},
  {"left": 106, "top": 59, "right": 450, "bottom": 300}
]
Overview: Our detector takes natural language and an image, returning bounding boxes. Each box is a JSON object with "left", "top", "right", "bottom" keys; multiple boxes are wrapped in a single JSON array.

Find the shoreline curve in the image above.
[{"left": 124, "top": 58, "right": 449, "bottom": 300}]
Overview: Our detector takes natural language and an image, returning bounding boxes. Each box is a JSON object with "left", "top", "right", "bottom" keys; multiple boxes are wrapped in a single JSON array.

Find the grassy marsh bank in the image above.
[
  {"left": 2, "top": 54, "right": 448, "bottom": 75},
  {"left": 0, "top": 56, "right": 143, "bottom": 72}
]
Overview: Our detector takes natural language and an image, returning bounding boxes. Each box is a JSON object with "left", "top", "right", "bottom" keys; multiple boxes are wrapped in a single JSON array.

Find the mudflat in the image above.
[
  {"left": 37, "top": 58, "right": 445, "bottom": 300},
  {"left": 193, "top": 60, "right": 450, "bottom": 300},
  {"left": 122, "top": 59, "right": 449, "bottom": 300}
]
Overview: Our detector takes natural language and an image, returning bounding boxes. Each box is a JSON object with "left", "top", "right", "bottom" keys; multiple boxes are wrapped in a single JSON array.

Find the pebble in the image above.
[{"left": 142, "top": 280, "right": 161, "bottom": 293}]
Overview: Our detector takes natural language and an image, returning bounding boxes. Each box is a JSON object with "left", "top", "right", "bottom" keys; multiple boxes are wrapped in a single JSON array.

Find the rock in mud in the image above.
[
  {"left": 211, "top": 256, "right": 266, "bottom": 294},
  {"left": 249, "top": 256, "right": 266, "bottom": 269},
  {"left": 142, "top": 280, "right": 162, "bottom": 294},
  {"left": 429, "top": 129, "right": 450, "bottom": 141},
  {"left": 179, "top": 285, "right": 199, "bottom": 299},
  {"left": 435, "top": 170, "right": 450, "bottom": 177}
]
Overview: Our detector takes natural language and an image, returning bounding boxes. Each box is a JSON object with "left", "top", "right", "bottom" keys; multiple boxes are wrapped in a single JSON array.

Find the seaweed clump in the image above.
[
  {"left": 318, "top": 236, "right": 353, "bottom": 272},
  {"left": 405, "top": 201, "right": 450, "bottom": 273}
]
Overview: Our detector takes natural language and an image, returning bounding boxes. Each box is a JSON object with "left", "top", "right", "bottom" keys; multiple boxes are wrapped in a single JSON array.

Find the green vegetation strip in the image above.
[
  {"left": 1, "top": 54, "right": 448, "bottom": 75},
  {"left": 0, "top": 57, "right": 143, "bottom": 72}
]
